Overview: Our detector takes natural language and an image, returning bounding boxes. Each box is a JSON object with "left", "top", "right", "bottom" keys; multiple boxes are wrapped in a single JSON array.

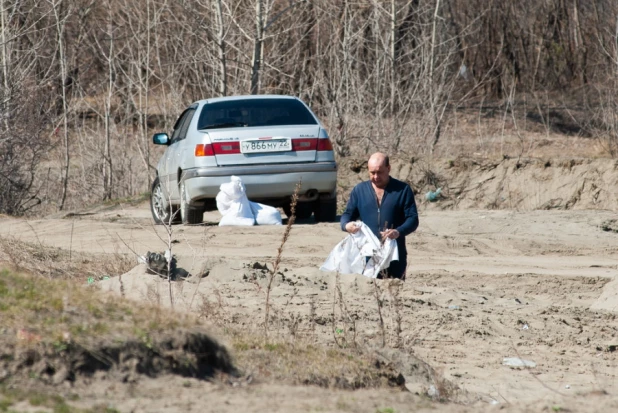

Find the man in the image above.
[{"left": 340, "top": 152, "right": 419, "bottom": 279}]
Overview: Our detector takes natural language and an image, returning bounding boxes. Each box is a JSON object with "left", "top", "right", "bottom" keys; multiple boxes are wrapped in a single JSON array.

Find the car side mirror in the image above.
[{"left": 152, "top": 133, "right": 170, "bottom": 145}]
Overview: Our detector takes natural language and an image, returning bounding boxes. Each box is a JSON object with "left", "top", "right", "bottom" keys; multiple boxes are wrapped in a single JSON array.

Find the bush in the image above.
[{"left": 0, "top": 87, "right": 52, "bottom": 215}]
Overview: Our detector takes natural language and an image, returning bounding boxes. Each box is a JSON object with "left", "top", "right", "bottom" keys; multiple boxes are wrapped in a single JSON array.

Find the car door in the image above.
[{"left": 165, "top": 107, "right": 196, "bottom": 201}]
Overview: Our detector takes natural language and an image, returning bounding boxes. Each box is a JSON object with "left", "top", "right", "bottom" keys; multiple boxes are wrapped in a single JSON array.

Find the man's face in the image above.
[{"left": 368, "top": 160, "right": 390, "bottom": 188}]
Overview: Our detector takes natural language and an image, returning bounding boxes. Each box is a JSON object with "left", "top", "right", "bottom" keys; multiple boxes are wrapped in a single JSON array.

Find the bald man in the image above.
[{"left": 340, "top": 153, "right": 419, "bottom": 279}]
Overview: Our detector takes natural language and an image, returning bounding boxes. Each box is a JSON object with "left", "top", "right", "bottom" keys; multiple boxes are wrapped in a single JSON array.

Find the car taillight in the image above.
[
  {"left": 213, "top": 142, "right": 241, "bottom": 154},
  {"left": 195, "top": 144, "right": 215, "bottom": 157},
  {"left": 317, "top": 138, "right": 333, "bottom": 151},
  {"left": 292, "top": 138, "right": 317, "bottom": 151}
]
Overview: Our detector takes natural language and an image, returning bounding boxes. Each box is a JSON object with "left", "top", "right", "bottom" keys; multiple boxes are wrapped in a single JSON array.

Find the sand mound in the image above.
[{"left": 590, "top": 276, "right": 618, "bottom": 313}]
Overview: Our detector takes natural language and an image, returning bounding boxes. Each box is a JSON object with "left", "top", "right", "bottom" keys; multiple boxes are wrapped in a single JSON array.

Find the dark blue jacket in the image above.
[{"left": 340, "top": 178, "right": 419, "bottom": 258}]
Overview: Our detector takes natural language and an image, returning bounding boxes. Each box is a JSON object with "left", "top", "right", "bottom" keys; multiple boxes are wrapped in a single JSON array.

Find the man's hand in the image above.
[
  {"left": 345, "top": 222, "right": 360, "bottom": 234},
  {"left": 380, "top": 229, "right": 400, "bottom": 240}
]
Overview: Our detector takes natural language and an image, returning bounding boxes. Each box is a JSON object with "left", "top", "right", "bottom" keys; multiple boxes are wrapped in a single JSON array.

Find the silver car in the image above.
[{"left": 150, "top": 95, "right": 338, "bottom": 225}]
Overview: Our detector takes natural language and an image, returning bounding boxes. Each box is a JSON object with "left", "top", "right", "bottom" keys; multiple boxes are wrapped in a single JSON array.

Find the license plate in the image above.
[{"left": 240, "top": 138, "right": 291, "bottom": 154}]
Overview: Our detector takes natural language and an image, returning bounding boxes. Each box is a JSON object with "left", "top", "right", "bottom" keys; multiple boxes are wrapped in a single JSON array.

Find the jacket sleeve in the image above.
[
  {"left": 395, "top": 185, "right": 419, "bottom": 236},
  {"left": 340, "top": 186, "right": 360, "bottom": 232}
]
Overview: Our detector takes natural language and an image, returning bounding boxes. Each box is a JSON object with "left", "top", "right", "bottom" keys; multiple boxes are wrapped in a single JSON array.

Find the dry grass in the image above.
[
  {"left": 0, "top": 236, "right": 134, "bottom": 282},
  {"left": 228, "top": 331, "right": 400, "bottom": 389},
  {"left": 0, "top": 267, "right": 422, "bottom": 397},
  {"left": 0, "top": 268, "right": 197, "bottom": 346},
  {"left": 0, "top": 268, "right": 230, "bottom": 412}
]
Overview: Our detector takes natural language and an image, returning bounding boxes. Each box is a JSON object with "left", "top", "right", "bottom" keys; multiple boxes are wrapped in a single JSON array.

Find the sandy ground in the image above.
[{"left": 1, "top": 203, "right": 618, "bottom": 412}]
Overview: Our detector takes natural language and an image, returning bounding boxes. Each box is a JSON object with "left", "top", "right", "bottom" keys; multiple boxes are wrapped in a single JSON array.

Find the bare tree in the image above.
[
  {"left": 213, "top": 0, "right": 228, "bottom": 96},
  {"left": 250, "top": 0, "right": 307, "bottom": 94},
  {"left": 49, "top": 0, "right": 72, "bottom": 210}
]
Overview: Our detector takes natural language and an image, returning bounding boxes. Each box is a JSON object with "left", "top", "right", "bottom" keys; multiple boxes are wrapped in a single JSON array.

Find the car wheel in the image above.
[
  {"left": 314, "top": 197, "right": 337, "bottom": 223},
  {"left": 151, "top": 177, "right": 178, "bottom": 225},
  {"left": 180, "top": 180, "right": 203, "bottom": 225}
]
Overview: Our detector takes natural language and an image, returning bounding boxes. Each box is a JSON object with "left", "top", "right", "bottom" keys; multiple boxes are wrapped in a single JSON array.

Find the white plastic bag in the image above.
[
  {"left": 320, "top": 221, "right": 399, "bottom": 278},
  {"left": 250, "top": 202, "right": 282, "bottom": 225},
  {"left": 216, "top": 176, "right": 282, "bottom": 226},
  {"left": 216, "top": 176, "right": 255, "bottom": 226}
]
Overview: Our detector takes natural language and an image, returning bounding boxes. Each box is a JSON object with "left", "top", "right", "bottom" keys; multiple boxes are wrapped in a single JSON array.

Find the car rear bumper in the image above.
[{"left": 182, "top": 162, "right": 337, "bottom": 203}]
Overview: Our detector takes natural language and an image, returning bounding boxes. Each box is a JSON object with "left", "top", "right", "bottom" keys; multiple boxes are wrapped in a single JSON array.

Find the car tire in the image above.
[
  {"left": 180, "top": 180, "right": 203, "bottom": 225},
  {"left": 314, "top": 197, "right": 337, "bottom": 223},
  {"left": 151, "top": 177, "right": 179, "bottom": 225}
]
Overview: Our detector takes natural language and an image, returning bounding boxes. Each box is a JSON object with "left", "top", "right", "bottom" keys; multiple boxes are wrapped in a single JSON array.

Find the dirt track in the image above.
[{"left": 1, "top": 200, "right": 617, "bottom": 411}]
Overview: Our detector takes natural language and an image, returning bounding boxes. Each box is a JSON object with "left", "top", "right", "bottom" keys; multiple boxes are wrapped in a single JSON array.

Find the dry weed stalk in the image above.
[
  {"left": 198, "top": 288, "right": 225, "bottom": 325},
  {"left": 372, "top": 277, "right": 386, "bottom": 348},
  {"left": 309, "top": 296, "right": 317, "bottom": 342},
  {"left": 387, "top": 279, "right": 404, "bottom": 348},
  {"left": 149, "top": 175, "right": 183, "bottom": 309},
  {"left": 264, "top": 181, "right": 300, "bottom": 338},
  {"left": 113, "top": 193, "right": 185, "bottom": 309},
  {"left": 286, "top": 312, "right": 302, "bottom": 346},
  {"left": 332, "top": 271, "right": 357, "bottom": 348}
]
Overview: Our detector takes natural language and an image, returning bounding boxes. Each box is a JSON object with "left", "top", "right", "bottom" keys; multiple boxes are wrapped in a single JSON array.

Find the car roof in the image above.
[{"left": 194, "top": 94, "right": 301, "bottom": 105}]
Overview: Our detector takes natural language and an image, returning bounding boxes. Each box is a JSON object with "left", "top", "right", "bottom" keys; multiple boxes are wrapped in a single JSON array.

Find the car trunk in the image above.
[{"left": 207, "top": 125, "right": 321, "bottom": 166}]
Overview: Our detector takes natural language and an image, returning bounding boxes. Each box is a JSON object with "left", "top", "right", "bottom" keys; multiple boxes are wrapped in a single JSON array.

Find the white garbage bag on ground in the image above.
[
  {"left": 216, "top": 176, "right": 256, "bottom": 226},
  {"left": 320, "top": 221, "right": 399, "bottom": 278},
  {"left": 216, "top": 176, "right": 282, "bottom": 226},
  {"left": 250, "top": 202, "right": 282, "bottom": 225}
]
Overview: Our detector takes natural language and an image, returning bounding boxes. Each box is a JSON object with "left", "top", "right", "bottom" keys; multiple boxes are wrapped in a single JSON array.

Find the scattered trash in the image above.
[
  {"left": 515, "top": 298, "right": 522, "bottom": 304},
  {"left": 427, "top": 384, "right": 439, "bottom": 398},
  {"left": 522, "top": 323, "right": 529, "bottom": 330},
  {"left": 565, "top": 384, "right": 571, "bottom": 389},
  {"left": 335, "top": 328, "right": 343, "bottom": 334},
  {"left": 448, "top": 305, "right": 461, "bottom": 310},
  {"left": 425, "top": 188, "right": 442, "bottom": 202},
  {"left": 145, "top": 251, "right": 170, "bottom": 276},
  {"left": 87, "top": 276, "right": 110, "bottom": 284},
  {"left": 502, "top": 357, "right": 536, "bottom": 368},
  {"left": 142, "top": 250, "right": 189, "bottom": 280},
  {"left": 490, "top": 400, "right": 500, "bottom": 405},
  {"left": 17, "top": 328, "right": 41, "bottom": 344}
]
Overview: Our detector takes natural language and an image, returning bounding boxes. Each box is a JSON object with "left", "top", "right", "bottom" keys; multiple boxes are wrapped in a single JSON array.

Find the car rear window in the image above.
[{"left": 197, "top": 98, "right": 318, "bottom": 130}]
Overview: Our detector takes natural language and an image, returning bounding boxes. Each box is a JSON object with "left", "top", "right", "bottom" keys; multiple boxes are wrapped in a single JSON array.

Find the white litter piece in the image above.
[
  {"left": 502, "top": 357, "right": 537, "bottom": 368},
  {"left": 320, "top": 221, "right": 399, "bottom": 278},
  {"left": 250, "top": 202, "right": 282, "bottom": 226},
  {"left": 216, "top": 176, "right": 281, "bottom": 226}
]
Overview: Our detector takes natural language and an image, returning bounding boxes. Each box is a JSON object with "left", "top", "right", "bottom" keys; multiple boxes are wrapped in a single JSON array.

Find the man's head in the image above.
[{"left": 368, "top": 152, "right": 391, "bottom": 189}]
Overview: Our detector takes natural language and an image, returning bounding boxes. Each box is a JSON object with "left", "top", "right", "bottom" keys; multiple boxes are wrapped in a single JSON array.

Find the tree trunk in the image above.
[
  {"left": 250, "top": 0, "right": 263, "bottom": 94},
  {"left": 53, "top": 0, "right": 70, "bottom": 211},
  {"left": 214, "top": 0, "right": 227, "bottom": 96}
]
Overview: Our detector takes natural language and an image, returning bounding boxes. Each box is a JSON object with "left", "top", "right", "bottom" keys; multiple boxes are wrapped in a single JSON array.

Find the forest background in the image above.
[{"left": 1, "top": 0, "right": 617, "bottom": 215}]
